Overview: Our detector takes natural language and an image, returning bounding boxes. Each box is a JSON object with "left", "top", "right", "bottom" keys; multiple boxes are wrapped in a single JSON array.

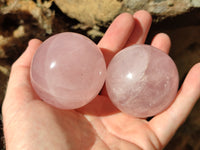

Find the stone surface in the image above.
[
  {"left": 192, "top": 0, "right": 200, "bottom": 7},
  {"left": 0, "top": 0, "right": 54, "bottom": 34},
  {"left": 106, "top": 44, "right": 179, "bottom": 118},
  {"left": 54, "top": 0, "right": 197, "bottom": 27},
  {"left": 30, "top": 32, "right": 106, "bottom": 109},
  {"left": 54, "top": 0, "right": 122, "bottom": 26},
  {"left": 0, "top": 63, "right": 10, "bottom": 104},
  {"left": 0, "top": 35, "right": 8, "bottom": 58}
]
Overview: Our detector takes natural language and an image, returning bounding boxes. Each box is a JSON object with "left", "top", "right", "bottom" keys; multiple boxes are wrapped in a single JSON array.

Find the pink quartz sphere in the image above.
[
  {"left": 30, "top": 32, "right": 106, "bottom": 109},
  {"left": 106, "top": 44, "right": 179, "bottom": 118}
]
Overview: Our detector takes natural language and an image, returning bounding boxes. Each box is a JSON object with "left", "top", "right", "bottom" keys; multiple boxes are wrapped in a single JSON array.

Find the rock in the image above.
[
  {"left": 124, "top": 0, "right": 191, "bottom": 16},
  {"left": 169, "top": 26, "right": 200, "bottom": 80},
  {"left": 54, "top": 0, "right": 122, "bottom": 26},
  {"left": 15, "top": 0, "right": 54, "bottom": 34},
  {"left": 192, "top": 0, "right": 200, "bottom": 7},
  {"left": 54, "top": 0, "right": 198, "bottom": 27},
  {"left": 106, "top": 44, "right": 179, "bottom": 118},
  {"left": 0, "top": 63, "right": 10, "bottom": 104},
  {"left": 0, "top": 0, "right": 54, "bottom": 34},
  {"left": 0, "top": 26, "right": 26, "bottom": 59},
  {"left": 0, "top": 0, "right": 53, "bottom": 63},
  {"left": 30, "top": 32, "right": 106, "bottom": 109},
  {"left": 0, "top": 35, "right": 9, "bottom": 58}
]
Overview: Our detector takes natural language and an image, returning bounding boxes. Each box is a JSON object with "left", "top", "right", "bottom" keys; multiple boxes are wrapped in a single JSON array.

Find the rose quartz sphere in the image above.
[
  {"left": 106, "top": 44, "right": 179, "bottom": 118},
  {"left": 30, "top": 32, "right": 106, "bottom": 109}
]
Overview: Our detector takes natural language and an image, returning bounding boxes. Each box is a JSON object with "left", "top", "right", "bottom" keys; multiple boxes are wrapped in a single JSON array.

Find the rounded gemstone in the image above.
[
  {"left": 30, "top": 32, "right": 106, "bottom": 109},
  {"left": 106, "top": 44, "right": 179, "bottom": 118}
]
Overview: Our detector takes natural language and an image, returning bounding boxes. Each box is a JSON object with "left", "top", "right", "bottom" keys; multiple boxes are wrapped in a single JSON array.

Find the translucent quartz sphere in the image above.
[
  {"left": 30, "top": 32, "right": 106, "bottom": 109},
  {"left": 106, "top": 44, "right": 179, "bottom": 118}
]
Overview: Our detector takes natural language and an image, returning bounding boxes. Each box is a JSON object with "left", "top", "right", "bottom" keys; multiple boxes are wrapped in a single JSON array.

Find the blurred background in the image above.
[{"left": 0, "top": 0, "right": 200, "bottom": 149}]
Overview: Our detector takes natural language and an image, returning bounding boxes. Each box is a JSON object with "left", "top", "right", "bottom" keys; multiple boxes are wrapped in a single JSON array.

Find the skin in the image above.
[{"left": 2, "top": 10, "right": 200, "bottom": 150}]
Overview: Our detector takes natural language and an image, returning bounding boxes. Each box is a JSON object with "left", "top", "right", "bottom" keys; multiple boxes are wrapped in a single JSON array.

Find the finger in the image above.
[
  {"left": 98, "top": 13, "right": 134, "bottom": 52},
  {"left": 98, "top": 13, "right": 135, "bottom": 64},
  {"left": 3, "top": 39, "right": 42, "bottom": 110},
  {"left": 100, "top": 113, "right": 162, "bottom": 150},
  {"left": 151, "top": 33, "right": 171, "bottom": 54},
  {"left": 13, "top": 39, "right": 42, "bottom": 68},
  {"left": 8, "top": 39, "right": 42, "bottom": 94},
  {"left": 125, "top": 10, "right": 152, "bottom": 46},
  {"left": 149, "top": 63, "right": 200, "bottom": 147}
]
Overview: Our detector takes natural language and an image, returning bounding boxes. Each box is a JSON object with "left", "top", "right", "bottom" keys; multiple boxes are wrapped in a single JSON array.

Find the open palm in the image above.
[{"left": 2, "top": 11, "right": 200, "bottom": 150}]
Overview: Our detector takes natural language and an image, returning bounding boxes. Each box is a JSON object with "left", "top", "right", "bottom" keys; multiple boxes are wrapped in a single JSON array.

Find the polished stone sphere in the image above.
[
  {"left": 30, "top": 32, "right": 106, "bottom": 109},
  {"left": 106, "top": 44, "right": 179, "bottom": 118}
]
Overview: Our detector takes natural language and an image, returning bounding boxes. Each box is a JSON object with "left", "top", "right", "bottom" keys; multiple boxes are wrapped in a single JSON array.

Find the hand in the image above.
[{"left": 2, "top": 10, "right": 200, "bottom": 150}]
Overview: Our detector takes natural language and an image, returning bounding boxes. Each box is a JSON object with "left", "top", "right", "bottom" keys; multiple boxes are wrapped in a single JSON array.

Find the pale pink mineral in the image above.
[
  {"left": 30, "top": 32, "right": 106, "bottom": 109},
  {"left": 106, "top": 44, "right": 179, "bottom": 118}
]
